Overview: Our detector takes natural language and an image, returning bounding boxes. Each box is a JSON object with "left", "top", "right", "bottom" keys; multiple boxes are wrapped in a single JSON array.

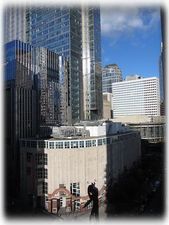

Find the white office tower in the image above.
[
  {"left": 4, "top": 6, "right": 27, "bottom": 43},
  {"left": 112, "top": 77, "right": 160, "bottom": 118}
]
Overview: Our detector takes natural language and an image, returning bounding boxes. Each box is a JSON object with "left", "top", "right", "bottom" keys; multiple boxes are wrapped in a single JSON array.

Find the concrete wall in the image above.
[
  {"left": 20, "top": 131, "right": 141, "bottom": 209},
  {"left": 46, "top": 132, "right": 141, "bottom": 197}
]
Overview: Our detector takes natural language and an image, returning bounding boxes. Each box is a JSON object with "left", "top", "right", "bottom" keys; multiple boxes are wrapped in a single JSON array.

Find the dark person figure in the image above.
[{"left": 83, "top": 182, "right": 99, "bottom": 220}]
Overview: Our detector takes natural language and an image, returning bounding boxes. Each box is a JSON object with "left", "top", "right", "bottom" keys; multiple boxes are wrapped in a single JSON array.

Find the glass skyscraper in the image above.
[
  {"left": 5, "top": 40, "right": 37, "bottom": 201},
  {"left": 4, "top": 6, "right": 103, "bottom": 123},
  {"left": 34, "top": 47, "right": 69, "bottom": 126},
  {"left": 102, "top": 64, "right": 122, "bottom": 93},
  {"left": 82, "top": 7, "right": 102, "bottom": 120},
  {"left": 28, "top": 7, "right": 83, "bottom": 124}
]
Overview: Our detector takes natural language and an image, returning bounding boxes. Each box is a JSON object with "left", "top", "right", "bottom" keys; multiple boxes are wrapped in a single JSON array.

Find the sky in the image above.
[{"left": 101, "top": 7, "right": 162, "bottom": 79}]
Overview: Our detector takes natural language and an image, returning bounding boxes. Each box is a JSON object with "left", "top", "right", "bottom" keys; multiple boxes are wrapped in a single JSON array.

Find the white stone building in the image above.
[{"left": 112, "top": 77, "right": 160, "bottom": 118}]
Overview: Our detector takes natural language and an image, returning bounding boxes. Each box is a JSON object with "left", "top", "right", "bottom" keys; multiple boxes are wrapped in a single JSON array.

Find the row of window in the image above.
[
  {"left": 27, "top": 152, "right": 48, "bottom": 165},
  {"left": 37, "top": 168, "right": 48, "bottom": 179},
  {"left": 21, "top": 136, "right": 122, "bottom": 149}
]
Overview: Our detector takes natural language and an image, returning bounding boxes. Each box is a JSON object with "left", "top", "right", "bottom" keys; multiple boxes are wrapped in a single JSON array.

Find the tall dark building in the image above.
[{"left": 5, "top": 40, "right": 37, "bottom": 204}]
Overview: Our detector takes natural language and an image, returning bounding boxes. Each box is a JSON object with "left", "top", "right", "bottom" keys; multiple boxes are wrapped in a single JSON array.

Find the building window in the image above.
[
  {"left": 38, "top": 141, "right": 46, "bottom": 148},
  {"left": 56, "top": 142, "right": 63, "bottom": 149},
  {"left": 60, "top": 197, "right": 63, "bottom": 207},
  {"left": 74, "top": 200, "right": 80, "bottom": 211},
  {"left": 44, "top": 154, "right": 48, "bottom": 165},
  {"left": 44, "top": 168, "right": 48, "bottom": 179},
  {"left": 70, "top": 182, "right": 80, "bottom": 197},
  {"left": 92, "top": 140, "right": 96, "bottom": 146},
  {"left": 37, "top": 153, "right": 43, "bottom": 165},
  {"left": 103, "top": 138, "right": 106, "bottom": 145},
  {"left": 71, "top": 141, "right": 78, "bottom": 148},
  {"left": 64, "top": 141, "right": 70, "bottom": 148},
  {"left": 49, "top": 142, "right": 54, "bottom": 149},
  {"left": 86, "top": 140, "right": 92, "bottom": 147},
  {"left": 37, "top": 153, "right": 48, "bottom": 165},
  {"left": 79, "top": 141, "right": 84, "bottom": 148},
  {"left": 43, "top": 182, "right": 48, "bottom": 194},
  {"left": 98, "top": 139, "right": 102, "bottom": 146},
  {"left": 37, "top": 168, "right": 43, "bottom": 179}
]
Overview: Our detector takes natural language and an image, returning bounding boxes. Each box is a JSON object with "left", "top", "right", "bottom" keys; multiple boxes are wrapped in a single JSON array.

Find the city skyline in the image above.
[
  {"left": 2, "top": 5, "right": 162, "bottom": 80},
  {"left": 2, "top": 2, "right": 165, "bottom": 218}
]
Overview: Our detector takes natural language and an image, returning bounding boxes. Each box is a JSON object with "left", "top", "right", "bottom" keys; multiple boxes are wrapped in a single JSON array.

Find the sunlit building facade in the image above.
[
  {"left": 4, "top": 7, "right": 28, "bottom": 43},
  {"left": 20, "top": 121, "right": 141, "bottom": 212},
  {"left": 28, "top": 7, "right": 83, "bottom": 124},
  {"left": 4, "top": 6, "right": 103, "bottom": 123},
  {"left": 112, "top": 77, "right": 160, "bottom": 118},
  {"left": 82, "top": 8, "right": 102, "bottom": 120}
]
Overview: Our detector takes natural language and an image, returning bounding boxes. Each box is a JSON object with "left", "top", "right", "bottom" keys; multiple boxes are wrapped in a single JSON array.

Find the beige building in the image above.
[
  {"left": 103, "top": 93, "right": 112, "bottom": 119},
  {"left": 20, "top": 121, "right": 141, "bottom": 213}
]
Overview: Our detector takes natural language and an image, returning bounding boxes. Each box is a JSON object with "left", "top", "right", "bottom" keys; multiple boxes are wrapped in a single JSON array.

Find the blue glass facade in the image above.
[
  {"left": 5, "top": 40, "right": 68, "bottom": 126},
  {"left": 4, "top": 6, "right": 103, "bottom": 123},
  {"left": 5, "top": 40, "right": 37, "bottom": 200},
  {"left": 28, "top": 7, "right": 83, "bottom": 124},
  {"left": 5, "top": 40, "right": 35, "bottom": 87}
]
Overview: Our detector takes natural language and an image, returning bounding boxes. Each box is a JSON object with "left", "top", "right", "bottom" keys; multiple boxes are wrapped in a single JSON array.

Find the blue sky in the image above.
[{"left": 101, "top": 7, "right": 162, "bottom": 79}]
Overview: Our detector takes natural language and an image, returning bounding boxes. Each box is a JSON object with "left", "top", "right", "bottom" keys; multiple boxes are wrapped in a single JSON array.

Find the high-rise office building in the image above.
[
  {"left": 112, "top": 77, "right": 160, "bottom": 118},
  {"left": 4, "top": 6, "right": 103, "bottom": 123},
  {"left": 34, "top": 47, "right": 69, "bottom": 126},
  {"left": 82, "top": 8, "right": 102, "bottom": 120},
  {"left": 4, "top": 7, "right": 28, "bottom": 43},
  {"left": 5, "top": 40, "right": 37, "bottom": 202},
  {"left": 102, "top": 64, "right": 122, "bottom": 93},
  {"left": 28, "top": 7, "right": 83, "bottom": 124}
]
